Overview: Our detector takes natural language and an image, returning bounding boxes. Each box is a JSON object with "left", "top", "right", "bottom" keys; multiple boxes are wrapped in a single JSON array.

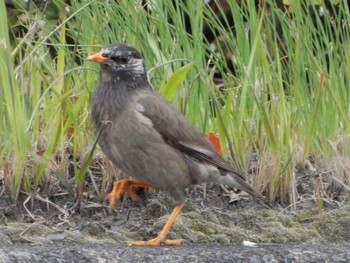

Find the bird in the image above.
[{"left": 87, "top": 43, "right": 267, "bottom": 246}]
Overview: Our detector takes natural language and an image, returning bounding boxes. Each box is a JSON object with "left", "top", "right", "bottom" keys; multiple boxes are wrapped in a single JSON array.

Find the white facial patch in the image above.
[
  {"left": 129, "top": 58, "right": 145, "bottom": 74},
  {"left": 135, "top": 103, "right": 153, "bottom": 127}
]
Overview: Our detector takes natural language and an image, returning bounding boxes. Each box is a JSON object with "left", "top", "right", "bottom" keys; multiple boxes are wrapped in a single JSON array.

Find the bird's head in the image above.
[{"left": 87, "top": 43, "right": 146, "bottom": 78}]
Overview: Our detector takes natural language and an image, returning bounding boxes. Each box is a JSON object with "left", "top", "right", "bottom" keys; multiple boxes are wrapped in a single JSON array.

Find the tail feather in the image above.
[
  {"left": 233, "top": 174, "right": 264, "bottom": 200},
  {"left": 232, "top": 174, "right": 272, "bottom": 208},
  {"left": 216, "top": 172, "right": 271, "bottom": 207}
]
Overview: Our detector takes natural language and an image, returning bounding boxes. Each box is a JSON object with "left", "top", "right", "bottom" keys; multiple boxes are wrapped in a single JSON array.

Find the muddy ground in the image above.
[{"left": 0, "top": 157, "right": 350, "bottom": 262}]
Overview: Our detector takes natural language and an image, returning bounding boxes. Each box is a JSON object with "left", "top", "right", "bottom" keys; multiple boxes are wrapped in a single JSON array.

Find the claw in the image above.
[{"left": 128, "top": 237, "right": 181, "bottom": 246}]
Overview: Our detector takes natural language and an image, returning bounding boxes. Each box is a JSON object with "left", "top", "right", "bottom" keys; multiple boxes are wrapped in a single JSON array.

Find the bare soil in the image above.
[{"left": 0, "top": 157, "right": 350, "bottom": 262}]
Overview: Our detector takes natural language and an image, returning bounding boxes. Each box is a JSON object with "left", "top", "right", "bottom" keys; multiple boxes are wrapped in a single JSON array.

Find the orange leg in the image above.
[
  {"left": 108, "top": 179, "right": 155, "bottom": 208},
  {"left": 128, "top": 203, "right": 185, "bottom": 246}
]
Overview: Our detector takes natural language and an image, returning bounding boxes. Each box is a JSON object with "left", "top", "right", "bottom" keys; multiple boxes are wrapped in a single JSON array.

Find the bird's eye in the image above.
[
  {"left": 111, "top": 56, "right": 129, "bottom": 64},
  {"left": 119, "top": 57, "right": 129, "bottom": 64}
]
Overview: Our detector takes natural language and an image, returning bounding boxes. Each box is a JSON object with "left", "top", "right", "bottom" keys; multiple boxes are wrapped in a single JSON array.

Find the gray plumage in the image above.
[{"left": 90, "top": 43, "right": 264, "bottom": 205}]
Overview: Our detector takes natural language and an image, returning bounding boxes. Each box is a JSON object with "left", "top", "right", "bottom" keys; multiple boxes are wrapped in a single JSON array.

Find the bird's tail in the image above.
[
  {"left": 218, "top": 172, "right": 271, "bottom": 207},
  {"left": 232, "top": 174, "right": 264, "bottom": 200}
]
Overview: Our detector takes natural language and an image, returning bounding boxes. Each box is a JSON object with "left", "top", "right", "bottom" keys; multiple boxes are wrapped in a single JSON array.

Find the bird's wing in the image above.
[{"left": 136, "top": 90, "right": 245, "bottom": 179}]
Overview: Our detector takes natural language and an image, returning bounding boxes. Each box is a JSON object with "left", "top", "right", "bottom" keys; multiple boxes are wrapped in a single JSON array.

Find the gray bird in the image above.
[{"left": 87, "top": 43, "right": 266, "bottom": 246}]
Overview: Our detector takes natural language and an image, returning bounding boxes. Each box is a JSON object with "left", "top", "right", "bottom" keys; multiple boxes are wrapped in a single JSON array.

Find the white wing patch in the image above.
[{"left": 135, "top": 103, "right": 154, "bottom": 127}]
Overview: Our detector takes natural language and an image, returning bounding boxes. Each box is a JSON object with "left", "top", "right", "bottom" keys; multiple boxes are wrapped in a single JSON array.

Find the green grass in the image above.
[{"left": 1, "top": 0, "right": 349, "bottom": 207}]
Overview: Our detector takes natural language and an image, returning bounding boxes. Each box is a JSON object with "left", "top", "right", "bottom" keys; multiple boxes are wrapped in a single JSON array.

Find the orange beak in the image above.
[{"left": 87, "top": 51, "right": 106, "bottom": 63}]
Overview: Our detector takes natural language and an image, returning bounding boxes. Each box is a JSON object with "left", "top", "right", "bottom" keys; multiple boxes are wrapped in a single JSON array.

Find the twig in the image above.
[
  {"left": 88, "top": 168, "right": 100, "bottom": 196},
  {"left": 19, "top": 224, "right": 40, "bottom": 243},
  {"left": 23, "top": 195, "right": 44, "bottom": 221},
  {"left": 33, "top": 194, "right": 69, "bottom": 219}
]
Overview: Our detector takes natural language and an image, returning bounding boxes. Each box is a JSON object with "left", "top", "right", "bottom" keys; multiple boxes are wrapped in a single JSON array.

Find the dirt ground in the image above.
[{"left": 0, "top": 157, "right": 350, "bottom": 262}]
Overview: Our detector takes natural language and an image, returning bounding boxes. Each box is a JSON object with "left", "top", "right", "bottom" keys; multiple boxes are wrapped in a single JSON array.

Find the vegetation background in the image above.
[{"left": 1, "top": 0, "right": 350, "bottom": 210}]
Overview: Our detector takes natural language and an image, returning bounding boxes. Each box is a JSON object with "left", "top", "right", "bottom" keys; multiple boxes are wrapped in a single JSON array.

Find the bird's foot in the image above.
[
  {"left": 127, "top": 236, "right": 181, "bottom": 246},
  {"left": 127, "top": 204, "right": 185, "bottom": 246},
  {"left": 108, "top": 179, "right": 155, "bottom": 208}
]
